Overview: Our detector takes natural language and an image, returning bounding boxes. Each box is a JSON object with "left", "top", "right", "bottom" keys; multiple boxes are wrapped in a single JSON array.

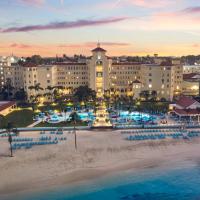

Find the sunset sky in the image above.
[{"left": 0, "top": 0, "right": 200, "bottom": 57}]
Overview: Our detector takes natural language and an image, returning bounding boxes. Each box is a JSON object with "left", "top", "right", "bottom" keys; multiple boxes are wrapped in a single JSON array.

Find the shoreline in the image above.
[
  {"left": 1, "top": 130, "right": 200, "bottom": 199},
  {"left": 1, "top": 157, "right": 194, "bottom": 199}
]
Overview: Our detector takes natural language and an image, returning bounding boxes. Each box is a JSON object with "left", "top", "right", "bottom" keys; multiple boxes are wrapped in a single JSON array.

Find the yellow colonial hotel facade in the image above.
[{"left": 3, "top": 44, "right": 184, "bottom": 101}]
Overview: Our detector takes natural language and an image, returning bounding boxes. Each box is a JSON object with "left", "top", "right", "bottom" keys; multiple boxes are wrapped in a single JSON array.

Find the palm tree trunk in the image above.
[
  {"left": 74, "top": 120, "right": 77, "bottom": 150},
  {"left": 8, "top": 134, "right": 13, "bottom": 157},
  {"left": 9, "top": 141, "right": 13, "bottom": 157}
]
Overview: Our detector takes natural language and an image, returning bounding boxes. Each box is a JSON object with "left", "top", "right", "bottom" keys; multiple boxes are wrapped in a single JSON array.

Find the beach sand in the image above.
[{"left": 0, "top": 129, "right": 200, "bottom": 198}]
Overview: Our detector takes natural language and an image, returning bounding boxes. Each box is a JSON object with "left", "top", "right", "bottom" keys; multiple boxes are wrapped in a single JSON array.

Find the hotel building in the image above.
[{"left": 2, "top": 44, "right": 183, "bottom": 101}]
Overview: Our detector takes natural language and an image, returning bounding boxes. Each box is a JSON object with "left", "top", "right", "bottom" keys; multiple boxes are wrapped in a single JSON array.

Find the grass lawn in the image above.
[
  {"left": 35, "top": 121, "right": 88, "bottom": 127},
  {"left": 0, "top": 109, "right": 34, "bottom": 128}
]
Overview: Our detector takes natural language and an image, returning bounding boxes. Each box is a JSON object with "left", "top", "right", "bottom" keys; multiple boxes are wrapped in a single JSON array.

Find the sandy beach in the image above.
[{"left": 1, "top": 129, "right": 200, "bottom": 198}]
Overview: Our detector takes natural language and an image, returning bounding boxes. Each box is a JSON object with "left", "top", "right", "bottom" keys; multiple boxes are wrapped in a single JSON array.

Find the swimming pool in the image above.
[
  {"left": 112, "top": 111, "right": 156, "bottom": 123},
  {"left": 77, "top": 112, "right": 95, "bottom": 121}
]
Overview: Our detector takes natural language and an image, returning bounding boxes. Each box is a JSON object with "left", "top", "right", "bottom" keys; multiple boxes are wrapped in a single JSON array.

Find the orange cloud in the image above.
[
  {"left": 9, "top": 43, "right": 32, "bottom": 48},
  {"left": 59, "top": 42, "right": 130, "bottom": 48},
  {"left": 0, "top": 42, "right": 132, "bottom": 57}
]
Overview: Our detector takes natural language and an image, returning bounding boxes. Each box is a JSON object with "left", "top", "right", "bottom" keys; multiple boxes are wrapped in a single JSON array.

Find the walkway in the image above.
[
  {"left": 92, "top": 101, "right": 112, "bottom": 127},
  {"left": 27, "top": 119, "right": 42, "bottom": 128}
]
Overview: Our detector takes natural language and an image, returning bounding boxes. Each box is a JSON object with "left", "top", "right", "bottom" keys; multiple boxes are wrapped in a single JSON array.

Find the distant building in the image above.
[
  {"left": 182, "top": 73, "right": 200, "bottom": 96},
  {"left": 0, "top": 55, "right": 20, "bottom": 89},
  {"left": 173, "top": 96, "right": 200, "bottom": 122},
  {"left": 183, "top": 65, "right": 200, "bottom": 74}
]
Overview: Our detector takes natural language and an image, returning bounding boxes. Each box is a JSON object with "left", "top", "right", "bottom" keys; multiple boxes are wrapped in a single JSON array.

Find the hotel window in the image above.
[{"left": 96, "top": 72, "right": 103, "bottom": 77}]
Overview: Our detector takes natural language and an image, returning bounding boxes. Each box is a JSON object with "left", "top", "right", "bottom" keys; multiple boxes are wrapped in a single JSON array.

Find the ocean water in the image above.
[{"left": 9, "top": 163, "right": 200, "bottom": 200}]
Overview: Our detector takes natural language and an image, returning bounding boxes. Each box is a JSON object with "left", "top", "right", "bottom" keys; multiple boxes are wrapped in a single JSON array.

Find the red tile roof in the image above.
[
  {"left": 176, "top": 96, "right": 197, "bottom": 108},
  {"left": 174, "top": 108, "right": 200, "bottom": 116},
  {"left": 0, "top": 101, "right": 16, "bottom": 112},
  {"left": 22, "top": 63, "right": 37, "bottom": 68},
  {"left": 54, "top": 62, "right": 86, "bottom": 65},
  {"left": 112, "top": 62, "right": 142, "bottom": 65},
  {"left": 183, "top": 73, "right": 200, "bottom": 80}
]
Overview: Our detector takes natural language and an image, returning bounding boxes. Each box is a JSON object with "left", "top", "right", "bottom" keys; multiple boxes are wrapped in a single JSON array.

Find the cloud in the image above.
[
  {"left": 181, "top": 7, "right": 200, "bottom": 14},
  {"left": 1, "top": 42, "right": 130, "bottom": 50},
  {"left": 9, "top": 43, "right": 32, "bottom": 48},
  {"left": 128, "top": 0, "right": 173, "bottom": 8},
  {"left": 59, "top": 42, "right": 131, "bottom": 48},
  {"left": 87, "top": 42, "right": 131, "bottom": 46},
  {"left": 113, "top": 0, "right": 175, "bottom": 8},
  {"left": 18, "top": 0, "right": 45, "bottom": 6},
  {"left": 0, "top": 17, "right": 128, "bottom": 33},
  {"left": 192, "top": 44, "right": 200, "bottom": 48},
  {"left": 119, "top": 6, "right": 200, "bottom": 31}
]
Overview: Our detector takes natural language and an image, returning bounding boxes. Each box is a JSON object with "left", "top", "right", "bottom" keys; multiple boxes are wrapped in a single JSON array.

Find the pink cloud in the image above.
[
  {"left": 181, "top": 7, "right": 200, "bottom": 14},
  {"left": 1, "top": 17, "right": 128, "bottom": 33},
  {"left": 18, "top": 0, "right": 45, "bottom": 6},
  {"left": 126, "top": 0, "right": 174, "bottom": 8},
  {"left": 192, "top": 44, "right": 199, "bottom": 48}
]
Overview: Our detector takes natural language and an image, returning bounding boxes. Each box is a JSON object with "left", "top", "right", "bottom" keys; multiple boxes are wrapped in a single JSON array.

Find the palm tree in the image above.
[
  {"left": 6, "top": 122, "right": 14, "bottom": 157},
  {"left": 2, "top": 78, "right": 15, "bottom": 100},
  {"left": 53, "top": 86, "right": 64, "bottom": 102},
  {"left": 139, "top": 90, "right": 150, "bottom": 101},
  {"left": 151, "top": 90, "right": 157, "bottom": 101},
  {"left": 46, "top": 86, "right": 54, "bottom": 102},
  {"left": 28, "top": 83, "right": 44, "bottom": 101},
  {"left": 29, "top": 95, "right": 38, "bottom": 111},
  {"left": 69, "top": 111, "right": 80, "bottom": 150}
]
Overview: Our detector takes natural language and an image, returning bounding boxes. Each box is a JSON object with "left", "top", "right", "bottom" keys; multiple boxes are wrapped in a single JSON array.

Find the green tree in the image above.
[
  {"left": 150, "top": 90, "right": 157, "bottom": 101},
  {"left": 26, "top": 55, "right": 43, "bottom": 65},
  {"left": 28, "top": 83, "right": 44, "bottom": 102},
  {"left": 139, "top": 90, "right": 150, "bottom": 101},
  {"left": 74, "top": 86, "right": 96, "bottom": 102},
  {"left": 14, "top": 88, "right": 27, "bottom": 101},
  {"left": 46, "top": 86, "right": 54, "bottom": 102},
  {"left": 0, "top": 78, "right": 14, "bottom": 100}
]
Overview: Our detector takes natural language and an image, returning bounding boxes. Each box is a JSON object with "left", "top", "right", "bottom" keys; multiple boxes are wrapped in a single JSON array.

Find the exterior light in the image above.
[{"left": 191, "top": 85, "right": 198, "bottom": 90}]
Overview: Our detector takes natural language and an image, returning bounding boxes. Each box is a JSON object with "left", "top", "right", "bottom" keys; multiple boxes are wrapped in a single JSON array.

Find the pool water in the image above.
[
  {"left": 119, "top": 111, "right": 156, "bottom": 122},
  {"left": 78, "top": 112, "right": 95, "bottom": 121}
]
